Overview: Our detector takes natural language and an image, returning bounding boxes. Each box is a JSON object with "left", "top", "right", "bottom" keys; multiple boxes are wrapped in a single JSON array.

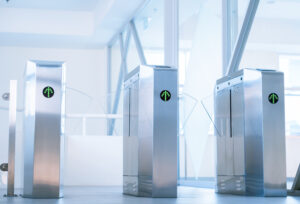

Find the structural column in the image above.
[{"left": 164, "top": 0, "right": 179, "bottom": 68}]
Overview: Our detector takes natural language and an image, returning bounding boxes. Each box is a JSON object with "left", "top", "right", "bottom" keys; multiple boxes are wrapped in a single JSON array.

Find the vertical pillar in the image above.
[
  {"left": 164, "top": 0, "right": 179, "bottom": 68},
  {"left": 106, "top": 46, "right": 112, "bottom": 135},
  {"left": 222, "top": 0, "right": 238, "bottom": 76}
]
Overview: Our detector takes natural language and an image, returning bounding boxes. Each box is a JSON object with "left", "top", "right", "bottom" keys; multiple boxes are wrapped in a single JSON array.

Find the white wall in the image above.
[{"left": 0, "top": 46, "right": 123, "bottom": 188}]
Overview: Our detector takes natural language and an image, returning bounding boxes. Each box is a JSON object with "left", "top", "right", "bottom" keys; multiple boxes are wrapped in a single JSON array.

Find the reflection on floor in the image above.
[{"left": 0, "top": 186, "right": 300, "bottom": 204}]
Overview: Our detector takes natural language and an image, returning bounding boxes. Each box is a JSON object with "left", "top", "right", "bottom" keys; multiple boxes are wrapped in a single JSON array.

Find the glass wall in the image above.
[
  {"left": 134, "top": 0, "right": 164, "bottom": 66},
  {"left": 178, "top": 0, "right": 222, "bottom": 187},
  {"left": 107, "top": 0, "right": 300, "bottom": 189},
  {"left": 239, "top": 0, "right": 300, "bottom": 183},
  {"left": 108, "top": 0, "right": 165, "bottom": 135},
  {"left": 108, "top": 39, "right": 123, "bottom": 136}
]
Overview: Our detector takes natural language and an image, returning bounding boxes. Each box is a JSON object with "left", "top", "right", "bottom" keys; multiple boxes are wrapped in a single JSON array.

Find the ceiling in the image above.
[
  {"left": 2, "top": 0, "right": 300, "bottom": 49},
  {"left": 0, "top": 0, "right": 102, "bottom": 11},
  {"left": 0, "top": 0, "right": 146, "bottom": 48},
  {"left": 235, "top": 0, "right": 300, "bottom": 20},
  {"left": 256, "top": 0, "right": 300, "bottom": 20}
]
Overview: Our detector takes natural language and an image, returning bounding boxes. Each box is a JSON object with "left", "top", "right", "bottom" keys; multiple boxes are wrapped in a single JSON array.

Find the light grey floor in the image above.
[{"left": 1, "top": 186, "right": 300, "bottom": 204}]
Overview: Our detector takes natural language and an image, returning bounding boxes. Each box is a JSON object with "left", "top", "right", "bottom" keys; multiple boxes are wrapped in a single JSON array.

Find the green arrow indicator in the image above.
[
  {"left": 268, "top": 93, "right": 278, "bottom": 104},
  {"left": 43, "top": 86, "right": 54, "bottom": 98},
  {"left": 160, "top": 90, "right": 171, "bottom": 102}
]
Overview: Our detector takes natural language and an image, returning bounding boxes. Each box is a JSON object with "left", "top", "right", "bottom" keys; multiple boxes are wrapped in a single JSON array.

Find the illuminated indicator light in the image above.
[
  {"left": 268, "top": 93, "right": 278, "bottom": 104},
  {"left": 43, "top": 86, "right": 54, "bottom": 98},
  {"left": 160, "top": 90, "right": 171, "bottom": 102}
]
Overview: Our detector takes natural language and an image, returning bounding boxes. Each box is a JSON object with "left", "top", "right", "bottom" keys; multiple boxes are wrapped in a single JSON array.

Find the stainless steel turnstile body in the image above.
[
  {"left": 23, "top": 61, "right": 66, "bottom": 198},
  {"left": 215, "top": 68, "right": 286, "bottom": 197},
  {"left": 123, "top": 65, "right": 178, "bottom": 198}
]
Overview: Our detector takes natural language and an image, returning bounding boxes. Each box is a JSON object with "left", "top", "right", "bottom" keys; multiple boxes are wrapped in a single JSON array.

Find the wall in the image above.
[{"left": 0, "top": 46, "right": 123, "bottom": 188}]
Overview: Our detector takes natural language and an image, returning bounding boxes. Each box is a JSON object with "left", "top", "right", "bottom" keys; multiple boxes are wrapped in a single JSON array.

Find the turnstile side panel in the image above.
[
  {"left": 215, "top": 88, "right": 232, "bottom": 176},
  {"left": 60, "top": 65, "right": 66, "bottom": 193},
  {"left": 215, "top": 80, "right": 245, "bottom": 194},
  {"left": 23, "top": 61, "right": 37, "bottom": 196},
  {"left": 31, "top": 66, "right": 63, "bottom": 197},
  {"left": 231, "top": 83, "right": 245, "bottom": 176},
  {"left": 138, "top": 66, "right": 154, "bottom": 196},
  {"left": 244, "top": 70, "right": 264, "bottom": 196},
  {"left": 152, "top": 69, "right": 177, "bottom": 198},
  {"left": 123, "top": 80, "right": 140, "bottom": 195},
  {"left": 261, "top": 72, "right": 287, "bottom": 196}
]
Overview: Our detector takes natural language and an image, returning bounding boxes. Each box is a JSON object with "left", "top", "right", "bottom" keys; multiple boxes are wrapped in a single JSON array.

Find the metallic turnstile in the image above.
[
  {"left": 23, "top": 61, "right": 66, "bottom": 198},
  {"left": 0, "top": 80, "right": 18, "bottom": 197},
  {"left": 7, "top": 80, "right": 17, "bottom": 197},
  {"left": 123, "top": 65, "right": 178, "bottom": 198},
  {"left": 215, "top": 68, "right": 287, "bottom": 197}
]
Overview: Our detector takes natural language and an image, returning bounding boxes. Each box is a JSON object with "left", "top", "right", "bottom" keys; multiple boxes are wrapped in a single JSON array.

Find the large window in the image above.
[
  {"left": 178, "top": 0, "right": 222, "bottom": 186},
  {"left": 179, "top": 0, "right": 300, "bottom": 188},
  {"left": 240, "top": 0, "right": 300, "bottom": 182},
  {"left": 280, "top": 55, "right": 300, "bottom": 137},
  {"left": 107, "top": 0, "right": 165, "bottom": 135},
  {"left": 279, "top": 55, "right": 300, "bottom": 181}
]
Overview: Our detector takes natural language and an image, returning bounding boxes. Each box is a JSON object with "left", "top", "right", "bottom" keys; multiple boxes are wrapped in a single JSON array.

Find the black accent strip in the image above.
[
  {"left": 128, "top": 88, "right": 131, "bottom": 137},
  {"left": 229, "top": 89, "right": 232, "bottom": 138}
]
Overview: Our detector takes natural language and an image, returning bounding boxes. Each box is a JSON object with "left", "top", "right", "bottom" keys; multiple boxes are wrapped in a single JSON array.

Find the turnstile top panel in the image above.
[
  {"left": 28, "top": 60, "right": 65, "bottom": 68},
  {"left": 25, "top": 60, "right": 66, "bottom": 79},
  {"left": 216, "top": 68, "right": 283, "bottom": 92},
  {"left": 124, "top": 65, "right": 176, "bottom": 84},
  {"left": 216, "top": 68, "right": 281, "bottom": 85}
]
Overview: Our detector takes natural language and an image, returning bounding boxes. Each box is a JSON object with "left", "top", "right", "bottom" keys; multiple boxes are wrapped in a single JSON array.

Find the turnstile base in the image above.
[
  {"left": 216, "top": 175, "right": 245, "bottom": 195},
  {"left": 123, "top": 175, "right": 152, "bottom": 197}
]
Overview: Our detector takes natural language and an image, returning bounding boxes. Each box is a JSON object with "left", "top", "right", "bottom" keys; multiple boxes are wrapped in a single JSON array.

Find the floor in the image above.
[{"left": 1, "top": 186, "right": 300, "bottom": 204}]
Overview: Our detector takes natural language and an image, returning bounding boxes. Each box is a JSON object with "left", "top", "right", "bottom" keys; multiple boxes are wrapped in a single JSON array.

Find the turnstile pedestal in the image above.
[
  {"left": 215, "top": 68, "right": 286, "bottom": 197},
  {"left": 123, "top": 65, "right": 178, "bottom": 198},
  {"left": 23, "top": 60, "right": 65, "bottom": 198}
]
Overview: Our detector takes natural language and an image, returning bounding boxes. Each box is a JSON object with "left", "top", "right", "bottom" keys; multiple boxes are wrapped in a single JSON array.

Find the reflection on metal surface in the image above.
[
  {"left": 6, "top": 80, "right": 17, "bottom": 197},
  {"left": 123, "top": 65, "right": 178, "bottom": 198},
  {"left": 215, "top": 69, "right": 287, "bottom": 197},
  {"left": 23, "top": 61, "right": 65, "bottom": 198}
]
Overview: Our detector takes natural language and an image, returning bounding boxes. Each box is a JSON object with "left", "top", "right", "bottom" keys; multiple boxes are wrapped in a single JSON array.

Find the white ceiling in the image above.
[
  {"left": 256, "top": 0, "right": 300, "bottom": 20},
  {"left": 1, "top": 0, "right": 300, "bottom": 49},
  {"left": 235, "top": 0, "right": 300, "bottom": 20},
  {"left": 0, "top": 0, "right": 101, "bottom": 11},
  {"left": 0, "top": 0, "right": 145, "bottom": 48}
]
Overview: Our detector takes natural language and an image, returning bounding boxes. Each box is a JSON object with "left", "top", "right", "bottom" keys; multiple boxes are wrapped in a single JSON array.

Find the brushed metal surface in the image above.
[
  {"left": 123, "top": 65, "right": 178, "bottom": 198},
  {"left": 123, "top": 81, "right": 139, "bottom": 196},
  {"left": 152, "top": 68, "right": 177, "bottom": 197},
  {"left": 215, "top": 68, "right": 286, "bottom": 197},
  {"left": 7, "top": 80, "right": 17, "bottom": 196},
  {"left": 255, "top": 70, "right": 286, "bottom": 196},
  {"left": 23, "top": 60, "right": 65, "bottom": 198},
  {"left": 243, "top": 70, "right": 265, "bottom": 196},
  {"left": 215, "top": 80, "right": 245, "bottom": 195},
  {"left": 138, "top": 66, "right": 154, "bottom": 197}
]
